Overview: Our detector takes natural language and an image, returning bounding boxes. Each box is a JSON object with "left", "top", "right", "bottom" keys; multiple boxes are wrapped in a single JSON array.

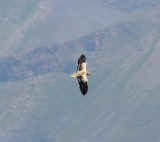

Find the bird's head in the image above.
[{"left": 87, "top": 72, "right": 91, "bottom": 76}]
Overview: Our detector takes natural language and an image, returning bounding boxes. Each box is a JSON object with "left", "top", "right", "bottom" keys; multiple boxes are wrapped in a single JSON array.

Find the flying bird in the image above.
[{"left": 70, "top": 54, "right": 91, "bottom": 95}]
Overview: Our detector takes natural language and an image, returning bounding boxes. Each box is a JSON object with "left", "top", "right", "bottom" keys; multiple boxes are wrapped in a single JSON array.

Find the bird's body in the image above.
[{"left": 70, "top": 54, "right": 90, "bottom": 95}]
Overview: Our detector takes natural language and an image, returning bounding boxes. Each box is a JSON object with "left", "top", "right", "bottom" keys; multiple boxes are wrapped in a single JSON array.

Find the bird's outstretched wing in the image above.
[
  {"left": 77, "top": 54, "right": 87, "bottom": 71},
  {"left": 77, "top": 76, "right": 88, "bottom": 95},
  {"left": 76, "top": 54, "right": 88, "bottom": 95}
]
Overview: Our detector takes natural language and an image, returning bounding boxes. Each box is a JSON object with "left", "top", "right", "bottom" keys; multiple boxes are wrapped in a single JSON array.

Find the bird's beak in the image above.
[{"left": 87, "top": 72, "right": 91, "bottom": 76}]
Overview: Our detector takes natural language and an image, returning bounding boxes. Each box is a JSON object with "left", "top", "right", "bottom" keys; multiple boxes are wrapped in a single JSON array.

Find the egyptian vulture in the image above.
[{"left": 70, "top": 54, "right": 90, "bottom": 95}]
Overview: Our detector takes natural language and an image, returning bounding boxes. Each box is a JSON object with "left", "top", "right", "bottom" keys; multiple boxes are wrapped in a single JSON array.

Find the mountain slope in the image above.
[
  {"left": 1, "top": 0, "right": 160, "bottom": 55},
  {"left": 0, "top": 2, "right": 160, "bottom": 142}
]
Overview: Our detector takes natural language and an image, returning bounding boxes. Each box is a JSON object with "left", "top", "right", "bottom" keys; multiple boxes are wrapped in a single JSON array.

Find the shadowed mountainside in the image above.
[{"left": 0, "top": 5, "right": 160, "bottom": 82}]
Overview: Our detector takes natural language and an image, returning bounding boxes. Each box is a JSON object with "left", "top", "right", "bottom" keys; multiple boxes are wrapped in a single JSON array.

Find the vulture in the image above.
[{"left": 70, "top": 54, "right": 90, "bottom": 95}]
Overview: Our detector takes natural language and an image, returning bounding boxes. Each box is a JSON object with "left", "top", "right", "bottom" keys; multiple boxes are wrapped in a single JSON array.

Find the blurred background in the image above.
[{"left": 0, "top": 0, "right": 160, "bottom": 141}]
